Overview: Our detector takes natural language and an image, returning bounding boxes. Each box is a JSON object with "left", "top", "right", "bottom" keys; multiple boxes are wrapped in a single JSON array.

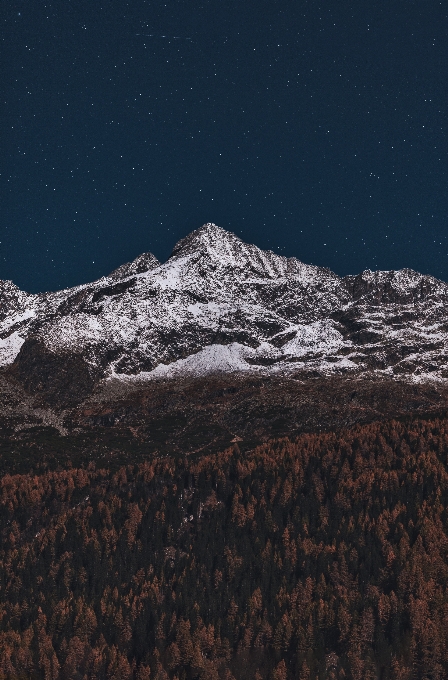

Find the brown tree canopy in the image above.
[{"left": 2, "top": 417, "right": 448, "bottom": 679}]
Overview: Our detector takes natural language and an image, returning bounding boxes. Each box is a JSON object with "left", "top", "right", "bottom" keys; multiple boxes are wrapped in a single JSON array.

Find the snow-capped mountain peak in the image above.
[
  {"left": 344, "top": 268, "right": 448, "bottom": 305},
  {"left": 108, "top": 252, "right": 160, "bottom": 280},
  {"left": 2, "top": 224, "right": 448, "bottom": 406},
  {"left": 170, "top": 223, "right": 302, "bottom": 279}
]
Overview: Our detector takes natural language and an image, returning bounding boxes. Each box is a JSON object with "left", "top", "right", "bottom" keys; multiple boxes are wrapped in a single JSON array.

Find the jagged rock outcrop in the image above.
[{"left": 108, "top": 252, "right": 160, "bottom": 280}]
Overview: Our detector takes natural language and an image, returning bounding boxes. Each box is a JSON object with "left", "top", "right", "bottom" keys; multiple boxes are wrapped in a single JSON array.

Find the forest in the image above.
[{"left": 2, "top": 416, "right": 448, "bottom": 679}]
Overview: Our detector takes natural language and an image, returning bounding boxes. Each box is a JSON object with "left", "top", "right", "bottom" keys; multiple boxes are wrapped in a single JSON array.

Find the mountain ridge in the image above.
[{"left": 1, "top": 223, "right": 448, "bottom": 409}]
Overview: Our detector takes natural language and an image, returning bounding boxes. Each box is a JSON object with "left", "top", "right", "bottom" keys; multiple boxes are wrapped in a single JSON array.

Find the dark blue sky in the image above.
[{"left": 2, "top": 0, "right": 447, "bottom": 292}]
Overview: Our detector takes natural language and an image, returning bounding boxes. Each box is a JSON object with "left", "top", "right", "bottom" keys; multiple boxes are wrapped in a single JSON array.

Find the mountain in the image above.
[
  {"left": 4, "top": 226, "right": 448, "bottom": 680},
  {"left": 1, "top": 223, "right": 448, "bottom": 413},
  {"left": 3, "top": 224, "right": 448, "bottom": 680}
]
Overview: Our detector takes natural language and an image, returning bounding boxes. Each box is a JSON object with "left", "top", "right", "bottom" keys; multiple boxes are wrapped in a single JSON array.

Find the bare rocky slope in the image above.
[{"left": 2, "top": 222, "right": 448, "bottom": 449}]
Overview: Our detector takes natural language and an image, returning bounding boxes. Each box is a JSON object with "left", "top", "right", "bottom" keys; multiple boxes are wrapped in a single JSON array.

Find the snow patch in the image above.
[
  {"left": 148, "top": 343, "right": 253, "bottom": 378},
  {"left": 112, "top": 343, "right": 256, "bottom": 381},
  {"left": 282, "top": 321, "right": 346, "bottom": 356},
  {"left": 0, "top": 332, "right": 25, "bottom": 366}
]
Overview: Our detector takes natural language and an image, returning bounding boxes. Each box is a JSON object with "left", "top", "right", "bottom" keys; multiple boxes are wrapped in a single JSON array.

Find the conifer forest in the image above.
[{"left": 2, "top": 417, "right": 448, "bottom": 679}]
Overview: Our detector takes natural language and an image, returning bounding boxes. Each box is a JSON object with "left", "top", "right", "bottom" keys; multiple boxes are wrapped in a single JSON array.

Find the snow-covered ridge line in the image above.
[{"left": 2, "top": 223, "right": 448, "bottom": 400}]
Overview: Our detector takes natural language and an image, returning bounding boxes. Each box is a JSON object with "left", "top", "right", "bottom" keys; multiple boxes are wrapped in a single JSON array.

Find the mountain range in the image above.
[
  {"left": 2, "top": 222, "right": 448, "bottom": 449},
  {"left": 3, "top": 223, "right": 448, "bottom": 391}
]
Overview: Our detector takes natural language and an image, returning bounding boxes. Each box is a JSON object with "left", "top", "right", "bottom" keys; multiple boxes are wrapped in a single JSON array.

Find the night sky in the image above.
[{"left": 2, "top": 1, "right": 447, "bottom": 293}]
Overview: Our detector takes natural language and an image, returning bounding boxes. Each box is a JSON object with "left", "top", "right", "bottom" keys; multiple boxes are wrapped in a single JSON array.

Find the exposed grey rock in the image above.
[{"left": 108, "top": 252, "right": 160, "bottom": 280}]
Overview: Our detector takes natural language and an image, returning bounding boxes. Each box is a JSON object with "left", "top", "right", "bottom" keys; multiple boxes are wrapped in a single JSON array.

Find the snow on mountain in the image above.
[
  {"left": 2, "top": 223, "right": 448, "bottom": 404},
  {"left": 108, "top": 252, "right": 160, "bottom": 280},
  {"left": 345, "top": 268, "right": 448, "bottom": 305}
]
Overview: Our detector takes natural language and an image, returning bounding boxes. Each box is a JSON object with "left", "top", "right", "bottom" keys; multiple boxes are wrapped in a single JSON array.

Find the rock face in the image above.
[
  {"left": 108, "top": 252, "right": 160, "bottom": 280},
  {"left": 2, "top": 223, "right": 448, "bottom": 406}
]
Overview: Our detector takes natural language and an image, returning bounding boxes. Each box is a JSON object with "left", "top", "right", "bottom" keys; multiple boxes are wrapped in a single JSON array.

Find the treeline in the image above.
[{"left": 2, "top": 418, "right": 448, "bottom": 678}]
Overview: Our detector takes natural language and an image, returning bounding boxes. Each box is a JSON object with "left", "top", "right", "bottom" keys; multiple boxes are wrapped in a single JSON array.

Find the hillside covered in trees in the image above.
[{"left": 2, "top": 417, "right": 448, "bottom": 679}]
